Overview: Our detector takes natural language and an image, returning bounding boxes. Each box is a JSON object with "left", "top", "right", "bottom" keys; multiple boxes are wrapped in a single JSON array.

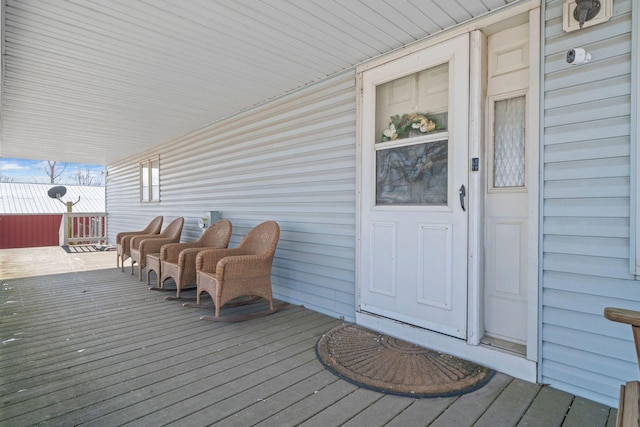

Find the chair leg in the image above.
[{"left": 617, "top": 383, "right": 625, "bottom": 427}]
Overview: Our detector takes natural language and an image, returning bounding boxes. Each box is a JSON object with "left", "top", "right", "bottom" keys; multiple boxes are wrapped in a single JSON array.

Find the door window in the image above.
[
  {"left": 374, "top": 63, "right": 450, "bottom": 205},
  {"left": 491, "top": 95, "right": 526, "bottom": 189},
  {"left": 376, "top": 141, "right": 447, "bottom": 204}
]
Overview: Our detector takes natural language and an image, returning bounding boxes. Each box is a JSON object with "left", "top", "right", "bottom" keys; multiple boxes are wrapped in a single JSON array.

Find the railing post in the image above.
[
  {"left": 59, "top": 213, "right": 70, "bottom": 245},
  {"left": 66, "top": 201, "right": 73, "bottom": 243}
]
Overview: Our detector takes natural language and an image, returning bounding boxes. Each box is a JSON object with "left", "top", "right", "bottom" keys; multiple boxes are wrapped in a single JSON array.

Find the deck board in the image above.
[
  {"left": 37, "top": 314, "right": 336, "bottom": 425},
  {"left": 517, "top": 386, "right": 574, "bottom": 427},
  {"left": 0, "top": 247, "right": 618, "bottom": 426},
  {"left": 255, "top": 374, "right": 359, "bottom": 426},
  {"left": 429, "top": 373, "right": 513, "bottom": 427},
  {"left": 222, "top": 369, "right": 344, "bottom": 426},
  {"left": 562, "top": 397, "right": 612, "bottom": 427},
  {"left": 340, "top": 394, "right": 415, "bottom": 426},
  {"left": 384, "top": 397, "right": 457, "bottom": 426},
  {"left": 474, "top": 379, "right": 541, "bottom": 427},
  {"left": 298, "top": 388, "right": 385, "bottom": 426}
]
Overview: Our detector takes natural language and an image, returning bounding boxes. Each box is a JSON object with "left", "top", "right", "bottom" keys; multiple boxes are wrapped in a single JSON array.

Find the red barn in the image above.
[{"left": 0, "top": 183, "right": 105, "bottom": 249}]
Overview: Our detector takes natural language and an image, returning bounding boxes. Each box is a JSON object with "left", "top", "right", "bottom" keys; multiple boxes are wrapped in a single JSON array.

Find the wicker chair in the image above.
[
  {"left": 155, "top": 219, "right": 233, "bottom": 299},
  {"left": 116, "top": 216, "right": 163, "bottom": 271},
  {"left": 130, "top": 217, "right": 184, "bottom": 280},
  {"left": 604, "top": 307, "right": 640, "bottom": 427},
  {"left": 193, "top": 220, "right": 280, "bottom": 320}
]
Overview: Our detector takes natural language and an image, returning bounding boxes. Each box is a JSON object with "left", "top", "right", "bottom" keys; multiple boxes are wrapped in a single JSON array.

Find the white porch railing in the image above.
[{"left": 59, "top": 212, "right": 107, "bottom": 246}]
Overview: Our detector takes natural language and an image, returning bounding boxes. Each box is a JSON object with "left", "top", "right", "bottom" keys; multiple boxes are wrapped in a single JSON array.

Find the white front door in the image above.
[
  {"left": 359, "top": 34, "right": 470, "bottom": 339},
  {"left": 483, "top": 23, "right": 531, "bottom": 346}
]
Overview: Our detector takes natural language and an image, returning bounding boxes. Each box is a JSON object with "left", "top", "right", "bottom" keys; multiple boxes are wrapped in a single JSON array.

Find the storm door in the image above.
[{"left": 359, "top": 34, "right": 470, "bottom": 338}]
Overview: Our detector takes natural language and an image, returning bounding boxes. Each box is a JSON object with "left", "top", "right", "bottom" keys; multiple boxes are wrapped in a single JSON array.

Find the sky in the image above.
[{"left": 0, "top": 158, "right": 105, "bottom": 186}]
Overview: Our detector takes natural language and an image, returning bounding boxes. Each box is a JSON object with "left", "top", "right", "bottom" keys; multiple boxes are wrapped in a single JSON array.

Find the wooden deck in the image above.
[{"left": 0, "top": 247, "right": 617, "bottom": 426}]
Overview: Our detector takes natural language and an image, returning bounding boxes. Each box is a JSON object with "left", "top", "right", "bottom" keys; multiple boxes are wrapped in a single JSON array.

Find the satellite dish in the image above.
[{"left": 47, "top": 185, "right": 67, "bottom": 199}]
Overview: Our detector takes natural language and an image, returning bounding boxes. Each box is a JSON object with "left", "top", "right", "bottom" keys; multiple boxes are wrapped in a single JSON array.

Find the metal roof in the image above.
[
  {"left": 0, "top": 0, "right": 516, "bottom": 165},
  {"left": 0, "top": 183, "right": 105, "bottom": 214}
]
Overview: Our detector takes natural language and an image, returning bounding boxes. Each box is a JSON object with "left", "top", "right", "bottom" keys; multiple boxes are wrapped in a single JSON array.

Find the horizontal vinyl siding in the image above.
[
  {"left": 107, "top": 72, "right": 357, "bottom": 321},
  {"left": 541, "top": 0, "right": 640, "bottom": 407}
]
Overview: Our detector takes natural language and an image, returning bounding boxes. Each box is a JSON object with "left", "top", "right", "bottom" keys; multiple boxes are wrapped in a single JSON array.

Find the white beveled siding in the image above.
[
  {"left": 107, "top": 71, "right": 357, "bottom": 321},
  {"left": 542, "top": 0, "right": 640, "bottom": 407}
]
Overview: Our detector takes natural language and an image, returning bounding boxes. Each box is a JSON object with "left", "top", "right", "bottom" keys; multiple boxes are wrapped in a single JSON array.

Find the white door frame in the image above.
[{"left": 355, "top": 3, "right": 540, "bottom": 382}]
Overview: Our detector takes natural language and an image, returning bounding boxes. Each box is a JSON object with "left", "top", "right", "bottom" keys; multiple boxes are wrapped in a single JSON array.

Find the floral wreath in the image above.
[{"left": 381, "top": 113, "right": 438, "bottom": 142}]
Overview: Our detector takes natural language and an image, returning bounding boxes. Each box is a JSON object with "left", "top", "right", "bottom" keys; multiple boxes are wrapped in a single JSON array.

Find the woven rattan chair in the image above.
[
  {"left": 130, "top": 217, "right": 184, "bottom": 280},
  {"left": 116, "top": 216, "right": 163, "bottom": 271},
  {"left": 153, "top": 219, "right": 233, "bottom": 299},
  {"left": 192, "top": 220, "right": 280, "bottom": 321}
]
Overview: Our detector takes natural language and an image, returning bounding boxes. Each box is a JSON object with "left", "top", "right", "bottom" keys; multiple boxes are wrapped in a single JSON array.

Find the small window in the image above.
[
  {"left": 489, "top": 95, "right": 526, "bottom": 190},
  {"left": 140, "top": 156, "right": 160, "bottom": 202}
]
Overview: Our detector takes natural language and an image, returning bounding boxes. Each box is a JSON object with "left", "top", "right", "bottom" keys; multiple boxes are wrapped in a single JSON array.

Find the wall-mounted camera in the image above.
[{"left": 566, "top": 48, "right": 591, "bottom": 65}]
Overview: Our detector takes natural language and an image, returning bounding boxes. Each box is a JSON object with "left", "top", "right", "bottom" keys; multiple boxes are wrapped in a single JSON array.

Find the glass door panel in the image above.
[
  {"left": 492, "top": 96, "right": 526, "bottom": 188},
  {"left": 374, "top": 62, "right": 450, "bottom": 206},
  {"left": 376, "top": 141, "right": 448, "bottom": 205}
]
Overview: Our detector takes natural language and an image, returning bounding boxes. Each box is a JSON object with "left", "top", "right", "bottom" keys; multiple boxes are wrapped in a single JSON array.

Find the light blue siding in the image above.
[
  {"left": 541, "top": 0, "right": 640, "bottom": 407},
  {"left": 106, "top": 72, "right": 358, "bottom": 322}
]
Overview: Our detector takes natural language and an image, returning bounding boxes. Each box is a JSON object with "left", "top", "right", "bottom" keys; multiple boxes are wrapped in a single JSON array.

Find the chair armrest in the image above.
[
  {"left": 196, "top": 248, "right": 247, "bottom": 273},
  {"left": 140, "top": 237, "right": 179, "bottom": 254},
  {"left": 176, "top": 247, "right": 206, "bottom": 268},
  {"left": 605, "top": 307, "right": 640, "bottom": 327},
  {"left": 161, "top": 242, "right": 202, "bottom": 262},
  {"left": 179, "top": 244, "right": 236, "bottom": 268},
  {"left": 217, "top": 254, "right": 274, "bottom": 281},
  {"left": 117, "top": 230, "right": 155, "bottom": 245},
  {"left": 130, "top": 234, "right": 163, "bottom": 250},
  {"left": 116, "top": 232, "right": 129, "bottom": 245},
  {"left": 606, "top": 307, "right": 640, "bottom": 370},
  {"left": 119, "top": 234, "right": 143, "bottom": 255}
]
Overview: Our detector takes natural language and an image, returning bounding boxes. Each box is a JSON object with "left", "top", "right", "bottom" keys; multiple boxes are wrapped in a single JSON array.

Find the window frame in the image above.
[{"left": 140, "top": 156, "right": 160, "bottom": 203}]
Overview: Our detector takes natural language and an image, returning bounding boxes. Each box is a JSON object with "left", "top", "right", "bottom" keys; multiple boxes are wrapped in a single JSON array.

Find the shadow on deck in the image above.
[{"left": 0, "top": 247, "right": 617, "bottom": 426}]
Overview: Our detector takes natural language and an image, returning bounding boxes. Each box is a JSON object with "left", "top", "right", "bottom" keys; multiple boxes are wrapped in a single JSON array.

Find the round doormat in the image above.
[{"left": 316, "top": 324, "right": 495, "bottom": 398}]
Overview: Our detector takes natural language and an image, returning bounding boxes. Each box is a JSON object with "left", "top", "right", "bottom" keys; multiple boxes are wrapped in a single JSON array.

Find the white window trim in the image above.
[{"left": 140, "top": 156, "right": 160, "bottom": 203}]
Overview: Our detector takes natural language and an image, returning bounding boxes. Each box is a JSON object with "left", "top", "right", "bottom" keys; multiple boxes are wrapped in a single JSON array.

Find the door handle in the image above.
[{"left": 459, "top": 185, "right": 466, "bottom": 212}]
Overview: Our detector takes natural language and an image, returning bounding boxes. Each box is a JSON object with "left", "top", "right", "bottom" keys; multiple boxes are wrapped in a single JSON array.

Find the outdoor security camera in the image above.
[{"left": 566, "top": 48, "right": 591, "bottom": 65}]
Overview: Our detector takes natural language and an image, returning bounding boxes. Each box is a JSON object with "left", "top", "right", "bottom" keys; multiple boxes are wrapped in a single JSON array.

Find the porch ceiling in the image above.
[{"left": 0, "top": 0, "right": 515, "bottom": 165}]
